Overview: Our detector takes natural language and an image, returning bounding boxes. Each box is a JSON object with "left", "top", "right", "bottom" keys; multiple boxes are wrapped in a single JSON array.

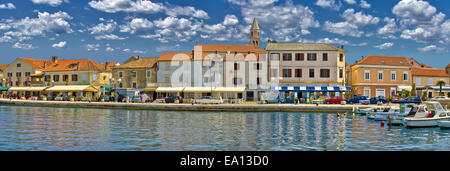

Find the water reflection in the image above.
[{"left": 0, "top": 106, "right": 448, "bottom": 151}]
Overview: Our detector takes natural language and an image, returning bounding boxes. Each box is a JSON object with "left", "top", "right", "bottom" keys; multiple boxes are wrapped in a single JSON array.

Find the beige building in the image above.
[
  {"left": 3, "top": 57, "right": 53, "bottom": 87},
  {"left": 351, "top": 55, "right": 412, "bottom": 98},
  {"left": 112, "top": 56, "right": 158, "bottom": 98},
  {"left": 412, "top": 67, "right": 449, "bottom": 98}
]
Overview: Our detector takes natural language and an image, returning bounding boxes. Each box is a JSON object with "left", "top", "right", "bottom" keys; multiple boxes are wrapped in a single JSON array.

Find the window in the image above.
[
  {"left": 339, "top": 68, "right": 343, "bottom": 78},
  {"left": 376, "top": 89, "right": 386, "bottom": 98},
  {"left": 82, "top": 74, "right": 87, "bottom": 82},
  {"left": 93, "top": 74, "right": 97, "bottom": 81},
  {"left": 53, "top": 75, "right": 60, "bottom": 82},
  {"left": 364, "top": 70, "right": 370, "bottom": 80},
  {"left": 391, "top": 71, "right": 396, "bottom": 81},
  {"left": 16, "top": 72, "right": 21, "bottom": 77},
  {"left": 131, "top": 71, "right": 137, "bottom": 78},
  {"left": 234, "top": 63, "right": 240, "bottom": 70},
  {"left": 295, "top": 69, "right": 302, "bottom": 78},
  {"left": 309, "top": 69, "right": 315, "bottom": 78},
  {"left": 416, "top": 78, "right": 421, "bottom": 86},
  {"left": 307, "top": 53, "right": 317, "bottom": 61},
  {"left": 132, "top": 82, "right": 137, "bottom": 88},
  {"left": 270, "top": 53, "right": 280, "bottom": 61},
  {"left": 233, "top": 78, "right": 242, "bottom": 85},
  {"left": 25, "top": 72, "right": 31, "bottom": 77},
  {"left": 282, "top": 69, "right": 292, "bottom": 78},
  {"left": 428, "top": 78, "right": 433, "bottom": 85},
  {"left": 119, "top": 71, "right": 123, "bottom": 78},
  {"left": 72, "top": 75, "right": 78, "bottom": 81},
  {"left": 7, "top": 72, "right": 12, "bottom": 77},
  {"left": 270, "top": 69, "right": 278, "bottom": 78},
  {"left": 378, "top": 71, "right": 383, "bottom": 80},
  {"left": 364, "top": 87, "right": 371, "bottom": 98},
  {"left": 282, "top": 53, "right": 292, "bottom": 61},
  {"left": 119, "top": 82, "right": 123, "bottom": 88},
  {"left": 146, "top": 70, "right": 151, "bottom": 78},
  {"left": 257, "top": 77, "right": 261, "bottom": 85},
  {"left": 17, "top": 63, "right": 21, "bottom": 68},
  {"left": 339, "top": 54, "right": 344, "bottom": 62},
  {"left": 320, "top": 69, "right": 330, "bottom": 78},
  {"left": 403, "top": 72, "right": 408, "bottom": 81},
  {"left": 295, "top": 53, "right": 304, "bottom": 61},
  {"left": 322, "top": 53, "right": 328, "bottom": 61},
  {"left": 44, "top": 75, "right": 50, "bottom": 82},
  {"left": 63, "top": 75, "right": 69, "bottom": 82},
  {"left": 254, "top": 63, "right": 261, "bottom": 70}
]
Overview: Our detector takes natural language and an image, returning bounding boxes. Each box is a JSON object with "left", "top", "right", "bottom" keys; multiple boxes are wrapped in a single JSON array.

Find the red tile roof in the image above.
[
  {"left": 354, "top": 55, "right": 411, "bottom": 66},
  {"left": 158, "top": 52, "right": 193, "bottom": 61},
  {"left": 412, "top": 67, "right": 448, "bottom": 77},
  {"left": 43, "top": 59, "right": 108, "bottom": 72},
  {"left": 20, "top": 57, "right": 54, "bottom": 70},
  {"left": 197, "top": 44, "right": 266, "bottom": 54},
  {"left": 0, "top": 64, "right": 8, "bottom": 71}
]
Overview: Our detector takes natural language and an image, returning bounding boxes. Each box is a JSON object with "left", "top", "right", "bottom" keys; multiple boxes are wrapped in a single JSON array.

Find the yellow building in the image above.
[{"left": 412, "top": 67, "right": 449, "bottom": 98}]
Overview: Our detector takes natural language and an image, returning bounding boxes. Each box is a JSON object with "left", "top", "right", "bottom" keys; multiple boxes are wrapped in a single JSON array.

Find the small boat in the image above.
[
  {"left": 366, "top": 106, "right": 395, "bottom": 119},
  {"left": 374, "top": 103, "right": 415, "bottom": 121},
  {"left": 437, "top": 121, "right": 450, "bottom": 129},
  {"left": 402, "top": 101, "right": 450, "bottom": 128}
]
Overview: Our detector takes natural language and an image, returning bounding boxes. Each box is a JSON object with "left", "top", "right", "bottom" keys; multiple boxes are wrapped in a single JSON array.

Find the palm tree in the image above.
[{"left": 436, "top": 80, "right": 446, "bottom": 96}]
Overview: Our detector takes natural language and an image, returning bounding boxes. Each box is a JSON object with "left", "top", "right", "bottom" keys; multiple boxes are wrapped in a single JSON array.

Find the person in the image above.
[{"left": 111, "top": 91, "right": 115, "bottom": 102}]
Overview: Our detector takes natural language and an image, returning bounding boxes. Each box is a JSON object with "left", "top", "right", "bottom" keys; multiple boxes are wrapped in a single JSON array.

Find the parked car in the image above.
[
  {"left": 369, "top": 96, "right": 387, "bottom": 104},
  {"left": 432, "top": 96, "right": 450, "bottom": 100},
  {"left": 392, "top": 96, "right": 421, "bottom": 104},
  {"left": 264, "top": 96, "right": 282, "bottom": 104},
  {"left": 165, "top": 96, "right": 182, "bottom": 103},
  {"left": 131, "top": 94, "right": 150, "bottom": 103},
  {"left": 346, "top": 95, "right": 369, "bottom": 104},
  {"left": 193, "top": 96, "right": 223, "bottom": 104},
  {"left": 324, "top": 96, "right": 345, "bottom": 104}
]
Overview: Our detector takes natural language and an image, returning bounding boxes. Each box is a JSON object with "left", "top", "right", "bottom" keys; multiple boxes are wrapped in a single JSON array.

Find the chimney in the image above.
[
  {"left": 105, "top": 62, "right": 109, "bottom": 70},
  {"left": 52, "top": 56, "right": 58, "bottom": 64},
  {"left": 192, "top": 50, "right": 194, "bottom": 59}
]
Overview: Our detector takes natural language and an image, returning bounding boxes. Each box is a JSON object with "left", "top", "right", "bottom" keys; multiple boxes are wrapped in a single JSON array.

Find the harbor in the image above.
[{"left": 0, "top": 98, "right": 378, "bottom": 113}]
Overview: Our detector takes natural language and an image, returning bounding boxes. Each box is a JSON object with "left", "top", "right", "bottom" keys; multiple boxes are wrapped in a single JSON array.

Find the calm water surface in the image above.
[{"left": 0, "top": 105, "right": 448, "bottom": 151}]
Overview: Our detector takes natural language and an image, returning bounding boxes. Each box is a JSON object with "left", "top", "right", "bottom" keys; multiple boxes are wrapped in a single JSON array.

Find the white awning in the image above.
[
  {"left": 212, "top": 87, "right": 246, "bottom": 92},
  {"left": 46, "top": 85, "right": 98, "bottom": 92},
  {"left": 300, "top": 87, "right": 307, "bottom": 91},
  {"left": 9, "top": 87, "right": 47, "bottom": 91},
  {"left": 287, "top": 86, "right": 294, "bottom": 91},
  {"left": 315, "top": 86, "right": 322, "bottom": 91},
  {"left": 327, "top": 87, "right": 334, "bottom": 91},
  {"left": 184, "top": 87, "right": 213, "bottom": 93},
  {"left": 398, "top": 86, "right": 412, "bottom": 91},
  {"left": 156, "top": 87, "right": 185, "bottom": 93}
]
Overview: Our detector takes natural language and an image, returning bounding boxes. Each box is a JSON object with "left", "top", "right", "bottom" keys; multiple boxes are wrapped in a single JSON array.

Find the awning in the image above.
[
  {"left": 143, "top": 87, "right": 158, "bottom": 92},
  {"left": 271, "top": 86, "right": 351, "bottom": 92},
  {"left": 0, "top": 87, "right": 9, "bottom": 91},
  {"left": 398, "top": 85, "right": 412, "bottom": 91},
  {"left": 432, "top": 86, "right": 450, "bottom": 92},
  {"left": 213, "top": 87, "right": 246, "bottom": 92},
  {"left": 184, "top": 87, "right": 213, "bottom": 93},
  {"left": 156, "top": 87, "right": 184, "bottom": 93},
  {"left": 9, "top": 87, "right": 47, "bottom": 91},
  {"left": 46, "top": 85, "right": 99, "bottom": 92}
]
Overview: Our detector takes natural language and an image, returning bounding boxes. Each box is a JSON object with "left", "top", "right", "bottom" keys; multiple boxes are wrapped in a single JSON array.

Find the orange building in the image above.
[
  {"left": 351, "top": 55, "right": 412, "bottom": 98},
  {"left": 412, "top": 67, "right": 449, "bottom": 98}
]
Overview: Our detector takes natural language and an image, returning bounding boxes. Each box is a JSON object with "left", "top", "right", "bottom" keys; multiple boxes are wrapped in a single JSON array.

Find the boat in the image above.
[
  {"left": 402, "top": 101, "right": 450, "bottom": 128},
  {"left": 355, "top": 106, "right": 387, "bottom": 115},
  {"left": 438, "top": 121, "right": 450, "bottom": 129},
  {"left": 373, "top": 103, "right": 415, "bottom": 121},
  {"left": 366, "top": 106, "right": 395, "bottom": 119}
]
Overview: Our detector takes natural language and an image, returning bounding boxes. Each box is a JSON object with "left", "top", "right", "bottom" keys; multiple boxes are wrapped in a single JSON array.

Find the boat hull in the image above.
[
  {"left": 403, "top": 117, "right": 450, "bottom": 128},
  {"left": 388, "top": 117, "right": 404, "bottom": 126},
  {"left": 437, "top": 121, "right": 450, "bottom": 129}
]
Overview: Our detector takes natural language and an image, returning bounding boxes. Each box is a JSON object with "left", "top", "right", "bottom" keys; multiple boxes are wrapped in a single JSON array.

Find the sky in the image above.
[{"left": 0, "top": 0, "right": 449, "bottom": 68}]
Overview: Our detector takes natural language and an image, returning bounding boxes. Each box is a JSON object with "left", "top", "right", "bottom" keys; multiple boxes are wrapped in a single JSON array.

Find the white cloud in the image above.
[
  {"left": 315, "top": 0, "right": 341, "bottom": 10},
  {"left": 156, "top": 44, "right": 181, "bottom": 52},
  {"left": 0, "top": 3, "right": 16, "bottom": 9},
  {"left": 88, "top": 19, "right": 117, "bottom": 34},
  {"left": 360, "top": 0, "right": 371, "bottom": 9},
  {"left": 31, "top": 0, "right": 69, "bottom": 7},
  {"left": 377, "top": 17, "right": 398, "bottom": 35},
  {"left": 248, "top": 0, "right": 278, "bottom": 7},
  {"left": 86, "top": 43, "right": 100, "bottom": 51},
  {"left": 324, "top": 21, "right": 363, "bottom": 37},
  {"left": 7, "top": 11, "right": 73, "bottom": 37},
  {"left": 151, "top": 16, "right": 202, "bottom": 42},
  {"left": 324, "top": 8, "right": 379, "bottom": 37},
  {"left": 223, "top": 15, "right": 239, "bottom": 26},
  {"left": 342, "top": 8, "right": 379, "bottom": 27},
  {"left": 52, "top": 41, "right": 67, "bottom": 48},
  {"left": 164, "top": 6, "right": 209, "bottom": 19},
  {"left": 344, "top": 0, "right": 356, "bottom": 4},
  {"left": 120, "top": 18, "right": 153, "bottom": 34},
  {"left": 393, "top": 0, "right": 437, "bottom": 25},
  {"left": 106, "top": 46, "right": 114, "bottom": 52},
  {"left": 94, "top": 34, "right": 127, "bottom": 40},
  {"left": 12, "top": 42, "right": 36, "bottom": 50},
  {"left": 133, "top": 50, "right": 145, "bottom": 54},
  {"left": 0, "top": 23, "right": 11, "bottom": 30},
  {"left": 417, "top": 45, "right": 445, "bottom": 53},
  {"left": 374, "top": 42, "right": 394, "bottom": 49},
  {"left": 123, "top": 48, "right": 131, "bottom": 52}
]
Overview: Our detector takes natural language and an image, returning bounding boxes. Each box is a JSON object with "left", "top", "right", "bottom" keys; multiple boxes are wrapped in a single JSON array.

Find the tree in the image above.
[
  {"left": 436, "top": 80, "right": 446, "bottom": 96},
  {"left": 411, "top": 83, "right": 416, "bottom": 96}
]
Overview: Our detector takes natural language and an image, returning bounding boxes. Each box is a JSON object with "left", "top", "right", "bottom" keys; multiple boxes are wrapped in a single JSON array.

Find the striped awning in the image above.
[
  {"left": 156, "top": 87, "right": 184, "bottom": 93},
  {"left": 0, "top": 87, "right": 10, "bottom": 91},
  {"left": 9, "top": 87, "right": 47, "bottom": 91},
  {"left": 271, "top": 86, "right": 351, "bottom": 92},
  {"left": 46, "top": 85, "right": 98, "bottom": 92}
]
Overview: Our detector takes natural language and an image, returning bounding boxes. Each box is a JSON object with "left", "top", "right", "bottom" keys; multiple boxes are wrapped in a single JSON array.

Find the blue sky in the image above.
[{"left": 0, "top": 0, "right": 449, "bottom": 68}]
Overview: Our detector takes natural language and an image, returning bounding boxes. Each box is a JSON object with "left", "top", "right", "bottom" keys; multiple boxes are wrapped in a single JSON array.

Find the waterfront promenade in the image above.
[{"left": 0, "top": 98, "right": 386, "bottom": 113}]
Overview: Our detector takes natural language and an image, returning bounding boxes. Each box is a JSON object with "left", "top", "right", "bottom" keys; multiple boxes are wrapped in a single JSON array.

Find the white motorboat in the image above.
[
  {"left": 402, "top": 101, "right": 450, "bottom": 128},
  {"left": 374, "top": 103, "right": 415, "bottom": 121},
  {"left": 355, "top": 106, "right": 385, "bottom": 115},
  {"left": 366, "top": 106, "right": 395, "bottom": 119},
  {"left": 437, "top": 121, "right": 450, "bottom": 129}
]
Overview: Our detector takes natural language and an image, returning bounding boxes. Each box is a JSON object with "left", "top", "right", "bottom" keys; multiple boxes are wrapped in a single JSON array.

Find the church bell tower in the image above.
[{"left": 250, "top": 18, "right": 260, "bottom": 49}]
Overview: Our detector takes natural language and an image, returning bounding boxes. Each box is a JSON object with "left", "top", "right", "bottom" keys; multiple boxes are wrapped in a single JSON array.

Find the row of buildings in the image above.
[{"left": 0, "top": 18, "right": 448, "bottom": 102}]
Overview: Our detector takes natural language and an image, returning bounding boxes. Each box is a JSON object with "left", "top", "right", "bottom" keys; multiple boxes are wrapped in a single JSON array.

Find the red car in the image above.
[{"left": 324, "top": 96, "right": 345, "bottom": 104}]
